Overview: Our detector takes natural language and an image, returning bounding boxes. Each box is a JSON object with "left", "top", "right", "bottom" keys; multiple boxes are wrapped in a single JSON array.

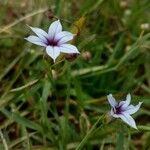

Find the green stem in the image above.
[
  {"left": 76, "top": 115, "right": 104, "bottom": 150},
  {"left": 65, "top": 62, "right": 71, "bottom": 121},
  {"left": 62, "top": 62, "right": 71, "bottom": 149}
]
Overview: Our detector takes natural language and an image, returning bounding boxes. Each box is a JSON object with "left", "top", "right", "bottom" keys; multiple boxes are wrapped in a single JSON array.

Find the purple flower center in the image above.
[
  {"left": 45, "top": 38, "right": 59, "bottom": 46},
  {"left": 113, "top": 105, "right": 123, "bottom": 114},
  {"left": 46, "top": 38, "right": 59, "bottom": 46}
]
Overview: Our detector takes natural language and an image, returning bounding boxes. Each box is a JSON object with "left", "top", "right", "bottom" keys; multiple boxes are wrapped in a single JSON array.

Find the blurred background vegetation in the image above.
[{"left": 0, "top": 0, "right": 150, "bottom": 149}]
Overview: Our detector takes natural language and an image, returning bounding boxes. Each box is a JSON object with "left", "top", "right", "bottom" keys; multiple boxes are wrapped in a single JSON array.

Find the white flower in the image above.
[
  {"left": 107, "top": 94, "right": 142, "bottom": 129},
  {"left": 25, "top": 20, "right": 79, "bottom": 62}
]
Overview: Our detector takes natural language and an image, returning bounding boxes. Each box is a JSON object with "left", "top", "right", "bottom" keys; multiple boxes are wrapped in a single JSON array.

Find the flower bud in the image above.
[
  {"left": 120, "top": 1, "right": 128, "bottom": 9},
  {"left": 124, "top": 9, "right": 131, "bottom": 16},
  {"left": 81, "top": 51, "right": 92, "bottom": 61},
  {"left": 45, "top": 9, "right": 55, "bottom": 19},
  {"left": 140, "top": 23, "right": 149, "bottom": 30},
  {"left": 52, "top": 69, "right": 58, "bottom": 80},
  {"left": 65, "top": 53, "right": 79, "bottom": 62}
]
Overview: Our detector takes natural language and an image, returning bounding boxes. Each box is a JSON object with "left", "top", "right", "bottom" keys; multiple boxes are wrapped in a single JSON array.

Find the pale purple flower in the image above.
[
  {"left": 25, "top": 20, "right": 79, "bottom": 62},
  {"left": 107, "top": 94, "right": 142, "bottom": 129}
]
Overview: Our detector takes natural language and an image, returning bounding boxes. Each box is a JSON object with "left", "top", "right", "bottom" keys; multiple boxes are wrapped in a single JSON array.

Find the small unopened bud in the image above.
[
  {"left": 65, "top": 53, "right": 79, "bottom": 62},
  {"left": 21, "top": 2, "right": 26, "bottom": 8},
  {"left": 52, "top": 69, "right": 58, "bottom": 80},
  {"left": 105, "top": 112, "right": 112, "bottom": 124},
  {"left": 125, "top": 45, "right": 131, "bottom": 51},
  {"left": 120, "top": 1, "right": 128, "bottom": 8},
  {"left": 124, "top": 9, "right": 131, "bottom": 16},
  {"left": 81, "top": 51, "right": 92, "bottom": 61},
  {"left": 140, "top": 23, "right": 149, "bottom": 30},
  {"left": 45, "top": 9, "right": 54, "bottom": 19}
]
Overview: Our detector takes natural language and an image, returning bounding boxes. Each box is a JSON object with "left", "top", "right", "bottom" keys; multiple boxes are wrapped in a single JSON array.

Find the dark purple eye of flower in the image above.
[
  {"left": 113, "top": 105, "right": 123, "bottom": 114},
  {"left": 47, "top": 39, "right": 58, "bottom": 46}
]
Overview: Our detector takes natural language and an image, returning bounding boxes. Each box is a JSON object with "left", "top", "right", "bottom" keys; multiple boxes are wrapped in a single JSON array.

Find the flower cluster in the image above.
[
  {"left": 25, "top": 20, "right": 142, "bottom": 130},
  {"left": 25, "top": 20, "right": 79, "bottom": 62}
]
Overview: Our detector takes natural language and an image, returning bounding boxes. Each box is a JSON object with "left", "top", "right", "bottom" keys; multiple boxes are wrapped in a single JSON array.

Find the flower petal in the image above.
[
  {"left": 55, "top": 31, "right": 75, "bottom": 45},
  {"left": 48, "top": 20, "right": 62, "bottom": 39},
  {"left": 28, "top": 26, "right": 48, "bottom": 43},
  {"left": 125, "top": 102, "right": 142, "bottom": 115},
  {"left": 59, "top": 44, "right": 79, "bottom": 54},
  {"left": 46, "top": 46, "right": 60, "bottom": 62},
  {"left": 25, "top": 36, "right": 47, "bottom": 47},
  {"left": 107, "top": 94, "right": 118, "bottom": 108},
  {"left": 110, "top": 109, "right": 119, "bottom": 118},
  {"left": 119, "top": 112, "right": 137, "bottom": 129},
  {"left": 122, "top": 93, "right": 131, "bottom": 108},
  {"left": 118, "top": 101, "right": 126, "bottom": 107}
]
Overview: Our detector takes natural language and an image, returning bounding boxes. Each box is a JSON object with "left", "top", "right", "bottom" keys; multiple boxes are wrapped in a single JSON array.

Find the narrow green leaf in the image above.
[
  {"left": 1, "top": 109, "right": 42, "bottom": 132},
  {"left": 10, "top": 79, "right": 39, "bottom": 92},
  {"left": 116, "top": 131, "right": 124, "bottom": 150}
]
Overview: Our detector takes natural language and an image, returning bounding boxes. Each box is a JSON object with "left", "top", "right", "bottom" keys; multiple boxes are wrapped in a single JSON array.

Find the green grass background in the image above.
[{"left": 0, "top": 0, "right": 150, "bottom": 149}]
